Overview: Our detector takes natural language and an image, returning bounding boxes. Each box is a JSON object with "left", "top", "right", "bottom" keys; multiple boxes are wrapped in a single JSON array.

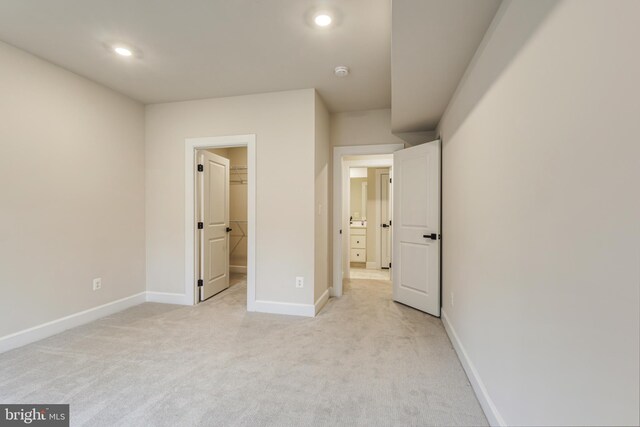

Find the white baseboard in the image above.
[
  {"left": 253, "top": 299, "right": 315, "bottom": 317},
  {"left": 0, "top": 292, "right": 146, "bottom": 354},
  {"left": 314, "top": 289, "right": 329, "bottom": 315},
  {"left": 1, "top": 288, "right": 325, "bottom": 354},
  {"left": 366, "top": 261, "right": 380, "bottom": 269},
  {"left": 441, "top": 310, "right": 506, "bottom": 427},
  {"left": 146, "top": 292, "right": 191, "bottom": 305},
  {"left": 230, "top": 265, "right": 247, "bottom": 274}
]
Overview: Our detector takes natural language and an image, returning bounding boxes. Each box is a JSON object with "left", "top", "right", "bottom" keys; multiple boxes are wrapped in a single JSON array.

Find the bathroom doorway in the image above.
[{"left": 347, "top": 163, "right": 393, "bottom": 281}]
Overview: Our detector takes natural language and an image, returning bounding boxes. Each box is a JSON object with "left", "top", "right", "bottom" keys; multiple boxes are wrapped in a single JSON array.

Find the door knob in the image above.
[
  {"left": 226, "top": 227, "right": 233, "bottom": 233},
  {"left": 381, "top": 223, "right": 389, "bottom": 228},
  {"left": 423, "top": 233, "right": 440, "bottom": 240}
]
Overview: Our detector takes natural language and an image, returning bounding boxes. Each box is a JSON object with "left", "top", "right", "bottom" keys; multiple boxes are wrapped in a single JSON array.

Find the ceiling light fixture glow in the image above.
[
  {"left": 314, "top": 13, "right": 332, "bottom": 27},
  {"left": 114, "top": 46, "right": 133, "bottom": 57}
]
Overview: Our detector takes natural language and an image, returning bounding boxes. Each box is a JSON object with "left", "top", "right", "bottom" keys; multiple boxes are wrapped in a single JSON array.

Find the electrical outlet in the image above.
[
  {"left": 450, "top": 291, "right": 454, "bottom": 307},
  {"left": 93, "top": 278, "right": 102, "bottom": 291},
  {"left": 295, "top": 277, "right": 304, "bottom": 288}
]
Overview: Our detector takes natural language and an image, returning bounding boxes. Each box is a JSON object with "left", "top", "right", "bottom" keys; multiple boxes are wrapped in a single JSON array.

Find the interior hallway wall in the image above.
[
  {"left": 437, "top": 1, "right": 640, "bottom": 425},
  {"left": 330, "top": 109, "right": 406, "bottom": 147},
  {"left": 0, "top": 41, "right": 146, "bottom": 338},
  {"left": 314, "top": 93, "right": 331, "bottom": 303}
]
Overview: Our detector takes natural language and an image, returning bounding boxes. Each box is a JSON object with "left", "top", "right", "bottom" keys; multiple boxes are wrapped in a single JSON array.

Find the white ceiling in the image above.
[
  {"left": 0, "top": 0, "right": 500, "bottom": 121},
  {"left": 0, "top": 0, "right": 391, "bottom": 112},
  {"left": 391, "top": 0, "right": 501, "bottom": 132}
]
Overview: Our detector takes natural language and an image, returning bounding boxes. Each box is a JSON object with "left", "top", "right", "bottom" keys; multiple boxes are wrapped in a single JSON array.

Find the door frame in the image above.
[
  {"left": 332, "top": 143, "right": 404, "bottom": 297},
  {"left": 185, "top": 134, "right": 256, "bottom": 309},
  {"left": 375, "top": 167, "right": 392, "bottom": 270},
  {"left": 343, "top": 157, "right": 393, "bottom": 279}
]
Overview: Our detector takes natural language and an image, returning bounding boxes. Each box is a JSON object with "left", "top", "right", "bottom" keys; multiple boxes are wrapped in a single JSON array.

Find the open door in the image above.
[
  {"left": 198, "top": 150, "right": 230, "bottom": 301},
  {"left": 392, "top": 140, "right": 441, "bottom": 316}
]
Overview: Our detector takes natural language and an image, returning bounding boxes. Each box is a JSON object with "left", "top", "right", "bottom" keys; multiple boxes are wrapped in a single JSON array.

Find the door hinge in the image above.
[
  {"left": 197, "top": 164, "right": 204, "bottom": 172},
  {"left": 389, "top": 178, "right": 392, "bottom": 183},
  {"left": 389, "top": 262, "right": 392, "bottom": 268},
  {"left": 389, "top": 220, "right": 392, "bottom": 226},
  {"left": 339, "top": 229, "right": 342, "bottom": 234},
  {"left": 197, "top": 279, "right": 203, "bottom": 287},
  {"left": 197, "top": 222, "right": 204, "bottom": 229}
]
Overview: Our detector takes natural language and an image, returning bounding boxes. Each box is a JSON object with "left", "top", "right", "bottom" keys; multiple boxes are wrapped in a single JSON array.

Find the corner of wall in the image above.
[{"left": 314, "top": 91, "right": 331, "bottom": 305}]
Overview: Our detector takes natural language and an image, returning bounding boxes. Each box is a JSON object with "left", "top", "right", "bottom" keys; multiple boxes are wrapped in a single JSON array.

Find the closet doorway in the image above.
[
  {"left": 198, "top": 146, "right": 249, "bottom": 301},
  {"left": 184, "top": 134, "right": 256, "bottom": 309}
]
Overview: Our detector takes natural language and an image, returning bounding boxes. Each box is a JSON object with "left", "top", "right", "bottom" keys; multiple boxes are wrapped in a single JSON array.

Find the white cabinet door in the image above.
[{"left": 392, "top": 140, "right": 440, "bottom": 316}]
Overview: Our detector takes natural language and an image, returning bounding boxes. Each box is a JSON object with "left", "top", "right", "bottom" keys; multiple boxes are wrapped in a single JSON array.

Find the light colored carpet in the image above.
[
  {"left": 350, "top": 267, "right": 391, "bottom": 281},
  {"left": 0, "top": 275, "right": 487, "bottom": 426}
]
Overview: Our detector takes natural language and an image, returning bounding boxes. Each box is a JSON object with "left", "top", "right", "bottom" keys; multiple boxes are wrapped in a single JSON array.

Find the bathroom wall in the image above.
[{"left": 349, "top": 177, "right": 367, "bottom": 220}]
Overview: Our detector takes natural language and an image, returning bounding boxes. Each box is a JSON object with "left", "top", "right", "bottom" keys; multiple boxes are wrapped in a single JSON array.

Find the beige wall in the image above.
[
  {"left": 0, "top": 41, "right": 146, "bottom": 337},
  {"left": 437, "top": 1, "right": 640, "bottom": 425},
  {"left": 145, "top": 89, "right": 320, "bottom": 306},
  {"left": 331, "top": 109, "right": 406, "bottom": 147},
  {"left": 314, "top": 93, "right": 331, "bottom": 302}
]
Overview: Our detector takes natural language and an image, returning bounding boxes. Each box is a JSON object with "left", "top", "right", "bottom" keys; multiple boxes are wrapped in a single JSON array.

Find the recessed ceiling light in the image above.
[
  {"left": 113, "top": 46, "right": 133, "bottom": 57},
  {"left": 314, "top": 13, "right": 332, "bottom": 27}
]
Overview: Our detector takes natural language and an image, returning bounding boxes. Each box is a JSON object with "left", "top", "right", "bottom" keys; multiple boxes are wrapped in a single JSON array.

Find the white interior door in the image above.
[
  {"left": 392, "top": 140, "right": 440, "bottom": 316},
  {"left": 198, "top": 150, "right": 230, "bottom": 301},
  {"left": 380, "top": 171, "right": 391, "bottom": 269}
]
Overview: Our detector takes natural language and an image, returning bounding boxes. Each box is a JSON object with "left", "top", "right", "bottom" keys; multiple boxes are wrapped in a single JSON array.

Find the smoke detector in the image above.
[{"left": 334, "top": 66, "right": 350, "bottom": 77}]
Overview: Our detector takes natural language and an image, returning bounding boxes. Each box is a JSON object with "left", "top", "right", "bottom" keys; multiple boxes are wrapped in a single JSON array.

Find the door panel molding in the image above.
[
  {"left": 198, "top": 150, "right": 230, "bottom": 301},
  {"left": 393, "top": 140, "right": 441, "bottom": 316}
]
